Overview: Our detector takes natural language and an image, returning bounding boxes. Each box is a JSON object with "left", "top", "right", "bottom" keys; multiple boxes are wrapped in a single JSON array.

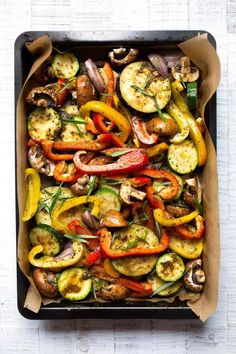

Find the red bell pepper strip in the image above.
[
  {"left": 132, "top": 117, "right": 158, "bottom": 145},
  {"left": 68, "top": 220, "right": 100, "bottom": 250},
  {"left": 56, "top": 78, "right": 68, "bottom": 106},
  {"left": 86, "top": 247, "right": 103, "bottom": 265},
  {"left": 138, "top": 168, "right": 179, "bottom": 200},
  {"left": 128, "top": 282, "right": 153, "bottom": 297},
  {"left": 42, "top": 140, "right": 75, "bottom": 161},
  {"left": 129, "top": 176, "right": 152, "bottom": 188},
  {"left": 85, "top": 118, "right": 99, "bottom": 135},
  {"left": 53, "top": 161, "right": 81, "bottom": 183},
  {"left": 99, "top": 228, "right": 170, "bottom": 259},
  {"left": 115, "top": 278, "right": 152, "bottom": 293},
  {"left": 73, "top": 149, "right": 149, "bottom": 176},
  {"left": 53, "top": 133, "right": 112, "bottom": 151},
  {"left": 174, "top": 215, "right": 204, "bottom": 239},
  {"left": 93, "top": 63, "right": 119, "bottom": 137},
  {"left": 143, "top": 203, "right": 157, "bottom": 234},
  {"left": 146, "top": 186, "right": 165, "bottom": 210},
  {"left": 27, "top": 138, "right": 41, "bottom": 148}
]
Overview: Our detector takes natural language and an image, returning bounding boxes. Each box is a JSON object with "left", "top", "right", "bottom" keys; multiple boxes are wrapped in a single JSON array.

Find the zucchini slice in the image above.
[
  {"left": 28, "top": 107, "right": 61, "bottom": 140},
  {"left": 58, "top": 267, "right": 92, "bottom": 301},
  {"left": 148, "top": 274, "right": 183, "bottom": 296},
  {"left": 63, "top": 105, "right": 81, "bottom": 116},
  {"left": 111, "top": 224, "right": 159, "bottom": 276},
  {"left": 52, "top": 52, "right": 79, "bottom": 79},
  {"left": 169, "top": 233, "right": 203, "bottom": 259},
  {"left": 119, "top": 61, "right": 171, "bottom": 113},
  {"left": 156, "top": 253, "right": 185, "bottom": 282},
  {"left": 168, "top": 140, "right": 198, "bottom": 174},
  {"left": 95, "top": 187, "right": 121, "bottom": 217},
  {"left": 29, "top": 224, "right": 61, "bottom": 256},
  {"left": 35, "top": 186, "right": 74, "bottom": 226}
]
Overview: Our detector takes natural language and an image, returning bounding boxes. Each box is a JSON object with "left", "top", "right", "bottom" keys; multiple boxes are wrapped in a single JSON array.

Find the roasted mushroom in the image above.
[
  {"left": 100, "top": 210, "right": 128, "bottom": 228},
  {"left": 82, "top": 210, "right": 100, "bottom": 230},
  {"left": 70, "top": 174, "right": 98, "bottom": 196},
  {"left": 33, "top": 268, "right": 58, "bottom": 298},
  {"left": 147, "top": 115, "right": 179, "bottom": 137},
  {"left": 183, "top": 177, "right": 202, "bottom": 207},
  {"left": 166, "top": 204, "right": 192, "bottom": 217},
  {"left": 97, "top": 284, "right": 130, "bottom": 301},
  {"left": 76, "top": 74, "right": 97, "bottom": 107},
  {"left": 26, "top": 84, "right": 57, "bottom": 107},
  {"left": 184, "top": 259, "right": 205, "bottom": 293},
  {"left": 147, "top": 53, "right": 169, "bottom": 78},
  {"left": 120, "top": 181, "right": 146, "bottom": 205},
  {"left": 171, "top": 56, "right": 199, "bottom": 82},
  {"left": 28, "top": 144, "right": 55, "bottom": 176},
  {"left": 108, "top": 48, "right": 139, "bottom": 66}
]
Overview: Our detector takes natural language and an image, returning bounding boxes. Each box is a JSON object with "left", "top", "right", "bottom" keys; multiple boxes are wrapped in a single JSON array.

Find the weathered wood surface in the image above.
[{"left": 0, "top": 0, "right": 235, "bottom": 353}]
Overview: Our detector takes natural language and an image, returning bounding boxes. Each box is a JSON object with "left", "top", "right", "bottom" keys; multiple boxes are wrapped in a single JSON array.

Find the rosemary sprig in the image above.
[
  {"left": 64, "top": 234, "right": 98, "bottom": 243},
  {"left": 131, "top": 85, "right": 165, "bottom": 121},
  {"left": 49, "top": 188, "right": 62, "bottom": 213},
  {"left": 86, "top": 176, "right": 97, "bottom": 202},
  {"left": 150, "top": 281, "right": 175, "bottom": 297},
  {"left": 109, "top": 149, "right": 132, "bottom": 157},
  {"left": 62, "top": 118, "right": 85, "bottom": 125},
  {"left": 155, "top": 220, "right": 161, "bottom": 239}
]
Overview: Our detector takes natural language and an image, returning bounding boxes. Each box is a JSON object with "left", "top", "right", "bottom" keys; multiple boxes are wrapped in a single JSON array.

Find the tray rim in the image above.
[{"left": 15, "top": 30, "right": 217, "bottom": 320}]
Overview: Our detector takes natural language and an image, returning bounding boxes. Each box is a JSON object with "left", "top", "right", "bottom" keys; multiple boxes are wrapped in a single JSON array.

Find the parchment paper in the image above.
[{"left": 16, "top": 33, "right": 220, "bottom": 321}]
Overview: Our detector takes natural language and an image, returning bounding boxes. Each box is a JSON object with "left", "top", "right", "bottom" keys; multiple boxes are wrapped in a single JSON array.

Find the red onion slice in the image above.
[
  {"left": 85, "top": 59, "right": 107, "bottom": 93},
  {"left": 147, "top": 53, "right": 169, "bottom": 78}
]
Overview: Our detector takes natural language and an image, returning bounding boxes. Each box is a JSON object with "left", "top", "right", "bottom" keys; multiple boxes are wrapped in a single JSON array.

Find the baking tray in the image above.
[{"left": 15, "top": 31, "right": 217, "bottom": 320}]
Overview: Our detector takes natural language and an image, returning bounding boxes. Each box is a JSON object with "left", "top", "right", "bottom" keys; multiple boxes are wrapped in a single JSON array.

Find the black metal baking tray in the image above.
[{"left": 15, "top": 30, "right": 217, "bottom": 320}]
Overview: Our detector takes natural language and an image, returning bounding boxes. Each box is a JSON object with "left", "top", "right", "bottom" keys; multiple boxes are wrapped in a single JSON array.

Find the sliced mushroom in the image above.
[
  {"left": 97, "top": 284, "right": 130, "bottom": 301},
  {"left": 120, "top": 181, "right": 146, "bottom": 205},
  {"left": 166, "top": 204, "right": 192, "bottom": 217},
  {"left": 100, "top": 210, "right": 128, "bottom": 228},
  {"left": 26, "top": 84, "right": 58, "bottom": 107},
  {"left": 28, "top": 144, "right": 55, "bottom": 176},
  {"left": 33, "top": 268, "right": 58, "bottom": 298},
  {"left": 76, "top": 74, "right": 97, "bottom": 107},
  {"left": 146, "top": 115, "right": 179, "bottom": 137},
  {"left": 108, "top": 48, "right": 139, "bottom": 66},
  {"left": 183, "top": 177, "right": 202, "bottom": 206},
  {"left": 171, "top": 56, "right": 199, "bottom": 82},
  {"left": 184, "top": 259, "right": 205, "bottom": 293},
  {"left": 70, "top": 174, "right": 98, "bottom": 196}
]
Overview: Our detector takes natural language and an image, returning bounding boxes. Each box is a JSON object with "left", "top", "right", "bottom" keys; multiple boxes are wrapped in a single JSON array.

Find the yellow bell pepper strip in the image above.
[
  {"left": 165, "top": 100, "right": 190, "bottom": 144},
  {"left": 146, "top": 142, "right": 169, "bottom": 158},
  {"left": 51, "top": 195, "right": 98, "bottom": 234},
  {"left": 28, "top": 242, "right": 83, "bottom": 270},
  {"left": 22, "top": 168, "right": 41, "bottom": 222},
  {"left": 91, "top": 199, "right": 100, "bottom": 218},
  {"left": 171, "top": 80, "right": 207, "bottom": 166},
  {"left": 103, "top": 258, "right": 121, "bottom": 278},
  {"left": 80, "top": 101, "right": 131, "bottom": 142},
  {"left": 99, "top": 228, "right": 170, "bottom": 259},
  {"left": 153, "top": 208, "right": 199, "bottom": 227}
]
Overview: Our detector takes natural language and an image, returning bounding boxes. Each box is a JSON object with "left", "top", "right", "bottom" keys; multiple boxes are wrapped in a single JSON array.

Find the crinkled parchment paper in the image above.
[{"left": 16, "top": 33, "right": 220, "bottom": 321}]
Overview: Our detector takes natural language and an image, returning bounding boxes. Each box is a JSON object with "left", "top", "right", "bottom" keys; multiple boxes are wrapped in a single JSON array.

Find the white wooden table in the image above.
[{"left": 0, "top": 0, "right": 235, "bottom": 352}]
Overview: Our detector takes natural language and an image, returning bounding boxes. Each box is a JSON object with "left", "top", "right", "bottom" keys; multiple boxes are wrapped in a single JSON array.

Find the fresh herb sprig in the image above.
[
  {"left": 131, "top": 84, "right": 166, "bottom": 121},
  {"left": 64, "top": 234, "right": 98, "bottom": 243},
  {"left": 150, "top": 281, "right": 175, "bottom": 297},
  {"left": 86, "top": 176, "right": 97, "bottom": 202}
]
